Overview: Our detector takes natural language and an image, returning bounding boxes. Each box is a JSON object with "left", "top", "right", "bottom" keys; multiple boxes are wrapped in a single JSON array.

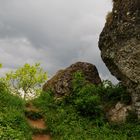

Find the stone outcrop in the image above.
[
  {"left": 107, "top": 102, "right": 132, "bottom": 123},
  {"left": 43, "top": 62, "right": 101, "bottom": 97},
  {"left": 99, "top": 0, "right": 140, "bottom": 118}
]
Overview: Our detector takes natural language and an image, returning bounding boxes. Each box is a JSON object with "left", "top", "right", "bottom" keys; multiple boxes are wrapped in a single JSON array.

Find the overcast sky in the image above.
[{"left": 0, "top": 0, "right": 118, "bottom": 83}]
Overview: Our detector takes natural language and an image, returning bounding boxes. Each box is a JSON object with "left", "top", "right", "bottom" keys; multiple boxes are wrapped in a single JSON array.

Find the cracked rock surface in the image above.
[
  {"left": 99, "top": 0, "right": 140, "bottom": 118},
  {"left": 43, "top": 62, "right": 101, "bottom": 97}
]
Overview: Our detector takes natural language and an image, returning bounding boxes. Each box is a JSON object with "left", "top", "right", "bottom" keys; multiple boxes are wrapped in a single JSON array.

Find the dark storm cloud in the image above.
[{"left": 0, "top": 0, "right": 118, "bottom": 83}]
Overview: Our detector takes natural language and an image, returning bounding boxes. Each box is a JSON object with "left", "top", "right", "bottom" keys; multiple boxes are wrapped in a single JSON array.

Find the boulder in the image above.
[
  {"left": 43, "top": 62, "right": 101, "bottom": 97},
  {"left": 107, "top": 102, "right": 132, "bottom": 123},
  {"left": 99, "top": 0, "right": 140, "bottom": 118}
]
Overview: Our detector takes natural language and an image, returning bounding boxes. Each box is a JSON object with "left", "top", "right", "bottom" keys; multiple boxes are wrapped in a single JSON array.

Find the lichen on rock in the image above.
[
  {"left": 99, "top": 0, "right": 140, "bottom": 118},
  {"left": 43, "top": 62, "right": 101, "bottom": 97}
]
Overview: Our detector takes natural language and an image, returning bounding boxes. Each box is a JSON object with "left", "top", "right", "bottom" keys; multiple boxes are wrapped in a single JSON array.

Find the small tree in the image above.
[{"left": 4, "top": 63, "right": 47, "bottom": 99}]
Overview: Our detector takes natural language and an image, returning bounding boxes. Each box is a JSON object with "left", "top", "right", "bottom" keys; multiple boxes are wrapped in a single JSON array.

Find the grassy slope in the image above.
[
  {"left": 1, "top": 71, "right": 139, "bottom": 140},
  {"left": 0, "top": 83, "right": 32, "bottom": 140},
  {"left": 34, "top": 93, "right": 140, "bottom": 140},
  {"left": 33, "top": 90, "right": 140, "bottom": 140}
]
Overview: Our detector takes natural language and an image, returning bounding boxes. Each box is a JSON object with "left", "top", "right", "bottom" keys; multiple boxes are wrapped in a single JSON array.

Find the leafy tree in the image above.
[{"left": 3, "top": 63, "right": 47, "bottom": 99}]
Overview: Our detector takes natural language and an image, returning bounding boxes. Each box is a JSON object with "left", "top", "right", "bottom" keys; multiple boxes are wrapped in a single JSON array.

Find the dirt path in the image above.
[
  {"left": 27, "top": 118, "right": 46, "bottom": 129},
  {"left": 32, "top": 135, "right": 51, "bottom": 140},
  {"left": 25, "top": 104, "right": 51, "bottom": 140}
]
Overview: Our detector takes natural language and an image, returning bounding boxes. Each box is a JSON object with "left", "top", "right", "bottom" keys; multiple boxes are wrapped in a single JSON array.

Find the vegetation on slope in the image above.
[
  {"left": 1, "top": 64, "right": 140, "bottom": 140},
  {"left": 32, "top": 71, "right": 140, "bottom": 140},
  {"left": 0, "top": 80, "right": 32, "bottom": 140}
]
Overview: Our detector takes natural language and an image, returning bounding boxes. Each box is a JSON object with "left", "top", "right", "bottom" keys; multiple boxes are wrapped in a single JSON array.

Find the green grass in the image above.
[
  {"left": 32, "top": 72, "right": 140, "bottom": 140},
  {"left": 0, "top": 81, "right": 32, "bottom": 140},
  {"left": 1, "top": 71, "right": 140, "bottom": 140},
  {"left": 32, "top": 90, "right": 140, "bottom": 140}
]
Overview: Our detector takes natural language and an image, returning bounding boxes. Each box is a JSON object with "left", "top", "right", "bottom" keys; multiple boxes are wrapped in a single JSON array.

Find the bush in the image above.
[
  {"left": 73, "top": 84, "right": 103, "bottom": 117},
  {"left": 72, "top": 71, "right": 86, "bottom": 93},
  {"left": 33, "top": 89, "right": 140, "bottom": 140},
  {"left": 71, "top": 72, "right": 131, "bottom": 118},
  {"left": 0, "top": 82, "right": 32, "bottom": 140},
  {"left": 31, "top": 71, "right": 140, "bottom": 140},
  {"left": 101, "top": 80, "right": 131, "bottom": 106},
  {"left": 71, "top": 71, "right": 102, "bottom": 118},
  {"left": 0, "top": 80, "right": 9, "bottom": 94}
]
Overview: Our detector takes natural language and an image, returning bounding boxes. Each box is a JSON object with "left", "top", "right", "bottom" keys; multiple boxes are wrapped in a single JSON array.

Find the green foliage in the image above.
[
  {"left": 73, "top": 84, "right": 103, "bottom": 118},
  {"left": 101, "top": 80, "right": 131, "bottom": 106},
  {"left": 1, "top": 62, "right": 135, "bottom": 139},
  {"left": 3, "top": 63, "right": 47, "bottom": 99},
  {"left": 31, "top": 71, "right": 138, "bottom": 140},
  {"left": 72, "top": 71, "right": 103, "bottom": 118},
  {"left": 0, "top": 83, "right": 32, "bottom": 140},
  {"left": 126, "top": 110, "right": 138, "bottom": 123},
  {"left": 33, "top": 90, "right": 140, "bottom": 140},
  {"left": 0, "top": 63, "right": 2, "bottom": 68},
  {"left": 72, "top": 71, "right": 86, "bottom": 93},
  {"left": 0, "top": 80, "right": 9, "bottom": 94}
]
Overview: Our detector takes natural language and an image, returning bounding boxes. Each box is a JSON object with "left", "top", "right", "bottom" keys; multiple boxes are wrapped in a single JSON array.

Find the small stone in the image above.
[
  {"left": 107, "top": 102, "right": 131, "bottom": 123},
  {"left": 127, "top": 12, "right": 130, "bottom": 15}
]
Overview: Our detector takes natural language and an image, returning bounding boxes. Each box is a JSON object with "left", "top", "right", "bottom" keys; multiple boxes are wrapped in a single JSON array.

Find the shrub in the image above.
[
  {"left": 0, "top": 79, "right": 9, "bottom": 94},
  {"left": 0, "top": 84, "right": 32, "bottom": 139},
  {"left": 71, "top": 71, "right": 104, "bottom": 118},
  {"left": 101, "top": 80, "right": 131, "bottom": 106},
  {"left": 72, "top": 71, "right": 86, "bottom": 94},
  {"left": 73, "top": 84, "right": 103, "bottom": 118},
  {"left": 71, "top": 72, "right": 131, "bottom": 118},
  {"left": 32, "top": 72, "right": 140, "bottom": 140}
]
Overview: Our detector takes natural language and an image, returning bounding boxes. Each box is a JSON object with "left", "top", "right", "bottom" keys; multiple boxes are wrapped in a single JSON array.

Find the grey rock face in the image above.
[
  {"left": 99, "top": 0, "right": 140, "bottom": 118},
  {"left": 43, "top": 62, "right": 101, "bottom": 97}
]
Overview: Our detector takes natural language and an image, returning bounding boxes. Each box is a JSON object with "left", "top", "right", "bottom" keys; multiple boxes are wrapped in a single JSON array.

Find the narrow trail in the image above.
[{"left": 25, "top": 103, "right": 51, "bottom": 140}]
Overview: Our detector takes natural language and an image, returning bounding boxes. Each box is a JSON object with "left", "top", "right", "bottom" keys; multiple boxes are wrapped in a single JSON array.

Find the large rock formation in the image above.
[
  {"left": 43, "top": 62, "right": 101, "bottom": 97},
  {"left": 99, "top": 0, "right": 140, "bottom": 118}
]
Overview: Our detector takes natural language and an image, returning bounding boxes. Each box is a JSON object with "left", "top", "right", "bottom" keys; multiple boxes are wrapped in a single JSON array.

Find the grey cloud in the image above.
[{"left": 0, "top": 0, "right": 118, "bottom": 83}]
